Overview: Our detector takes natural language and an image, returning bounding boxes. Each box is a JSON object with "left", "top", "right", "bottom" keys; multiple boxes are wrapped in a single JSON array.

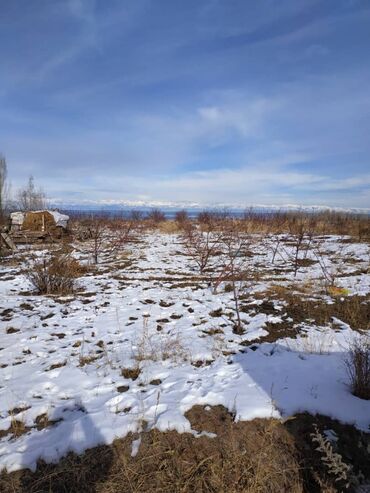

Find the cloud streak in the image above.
[{"left": 0, "top": 0, "right": 369, "bottom": 208}]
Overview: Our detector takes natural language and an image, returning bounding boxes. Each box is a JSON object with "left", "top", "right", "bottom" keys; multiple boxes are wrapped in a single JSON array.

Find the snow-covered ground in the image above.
[{"left": 0, "top": 232, "right": 369, "bottom": 472}]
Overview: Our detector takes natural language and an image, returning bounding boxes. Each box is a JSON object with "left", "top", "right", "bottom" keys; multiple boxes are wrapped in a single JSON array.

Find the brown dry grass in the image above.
[
  {"left": 1, "top": 407, "right": 369, "bottom": 493},
  {"left": 0, "top": 418, "right": 30, "bottom": 440},
  {"left": 157, "top": 220, "right": 183, "bottom": 234},
  {"left": 0, "top": 406, "right": 302, "bottom": 493},
  {"left": 261, "top": 289, "right": 370, "bottom": 332},
  {"left": 239, "top": 288, "right": 370, "bottom": 344}
]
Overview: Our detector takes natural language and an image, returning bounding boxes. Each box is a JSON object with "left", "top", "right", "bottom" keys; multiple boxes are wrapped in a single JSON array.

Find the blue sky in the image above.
[{"left": 1, "top": 0, "right": 370, "bottom": 207}]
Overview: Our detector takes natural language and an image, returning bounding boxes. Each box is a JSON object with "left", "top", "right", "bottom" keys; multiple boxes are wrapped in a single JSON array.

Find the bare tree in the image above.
[
  {"left": 214, "top": 226, "right": 252, "bottom": 334},
  {"left": 106, "top": 217, "right": 135, "bottom": 255},
  {"left": 17, "top": 175, "right": 46, "bottom": 211},
  {"left": 87, "top": 217, "right": 107, "bottom": 264},
  {"left": 270, "top": 217, "right": 316, "bottom": 277},
  {"left": 74, "top": 214, "right": 140, "bottom": 264},
  {"left": 130, "top": 209, "right": 144, "bottom": 222},
  {"left": 0, "top": 155, "right": 10, "bottom": 223}
]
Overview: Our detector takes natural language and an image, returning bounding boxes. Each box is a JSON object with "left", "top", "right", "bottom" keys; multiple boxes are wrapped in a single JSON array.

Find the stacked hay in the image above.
[
  {"left": 19, "top": 211, "right": 69, "bottom": 239},
  {"left": 21, "top": 211, "right": 56, "bottom": 232},
  {"left": 9, "top": 210, "right": 70, "bottom": 242}
]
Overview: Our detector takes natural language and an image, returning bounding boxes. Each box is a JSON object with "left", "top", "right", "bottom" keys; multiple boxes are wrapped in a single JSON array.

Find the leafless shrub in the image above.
[
  {"left": 239, "top": 209, "right": 369, "bottom": 239},
  {"left": 70, "top": 215, "right": 108, "bottom": 257},
  {"left": 73, "top": 215, "right": 136, "bottom": 262},
  {"left": 26, "top": 254, "right": 84, "bottom": 295},
  {"left": 146, "top": 208, "right": 166, "bottom": 224},
  {"left": 269, "top": 219, "right": 316, "bottom": 277},
  {"left": 284, "top": 219, "right": 316, "bottom": 277},
  {"left": 344, "top": 337, "right": 370, "bottom": 400},
  {"left": 197, "top": 210, "right": 216, "bottom": 228},
  {"left": 197, "top": 209, "right": 231, "bottom": 231},
  {"left": 174, "top": 209, "right": 189, "bottom": 223},
  {"left": 174, "top": 210, "right": 191, "bottom": 230}
]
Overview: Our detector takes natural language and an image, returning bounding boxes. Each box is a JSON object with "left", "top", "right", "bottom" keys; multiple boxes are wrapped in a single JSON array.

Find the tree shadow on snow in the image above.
[{"left": 233, "top": 341, "right": 370, "bottom": 431}]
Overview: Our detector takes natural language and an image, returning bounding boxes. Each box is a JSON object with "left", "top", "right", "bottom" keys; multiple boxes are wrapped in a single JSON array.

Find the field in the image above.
[{"left": 0, "top": 214, "right": 370, "bottom": 492}]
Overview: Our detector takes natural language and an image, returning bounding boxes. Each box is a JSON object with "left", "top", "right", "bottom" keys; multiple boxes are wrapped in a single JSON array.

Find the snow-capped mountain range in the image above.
[{"left": 49, "top": 199, "right": 370, "bottom": 214}]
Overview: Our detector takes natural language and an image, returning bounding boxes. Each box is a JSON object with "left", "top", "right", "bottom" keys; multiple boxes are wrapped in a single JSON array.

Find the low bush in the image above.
[{"left": 26, "top": 254, "right": 85, "bottom": 295}]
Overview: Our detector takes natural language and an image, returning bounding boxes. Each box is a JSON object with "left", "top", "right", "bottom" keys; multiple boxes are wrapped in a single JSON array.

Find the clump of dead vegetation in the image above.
[
  {"left": 311, "top": 425, "right": 353, "bottom": 489},
  {"left": 26, "top": 254, "right": 87, "bottom": 295},
  {"left": 286, "top": 413, "right": 370, "bottom": 492},
  {"left": 344, "top": 337, "right": 370, "bottom": 400}
]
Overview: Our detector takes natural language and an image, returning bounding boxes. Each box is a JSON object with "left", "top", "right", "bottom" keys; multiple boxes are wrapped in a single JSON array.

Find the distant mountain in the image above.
[{"left": 49, "top": 199, "right": 370, "bottom": 215}]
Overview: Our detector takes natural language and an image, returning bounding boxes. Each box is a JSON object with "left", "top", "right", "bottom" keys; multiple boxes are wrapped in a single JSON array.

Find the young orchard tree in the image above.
[
  {"left": 182, "top": 224, "right": 223, "bottom": 274},
  {"left": 311, "top": 239, "right": 346, "bottom": 293},
  {"left": 270, "top": 216, "right": 316, "bottom": 277},
  {"left": 288, "top": 217, "right": 317, "bottom": 277},
  {"left": 84, "top": 215, "right": 136, "bottom": 264},
  {"left": 147, "top": 208, "right": 166, "bottom": 224},
  {"left": 130, "top": 209, "right": 144, "bottom": 222},
  {"left": 106, "top": 217, "right": 135, "bottom": 255},
  {"left": 175, "top": 209, "right": 189, "bottom": 223},
  {"left": 214, "top": 225, "right": 253, "bottom": 335},
  {"left": 85, "top": 216, "right": 107, "bottom": 264},
  {"left": 17, "top": 175, "right": 46, "bottom": 211}
]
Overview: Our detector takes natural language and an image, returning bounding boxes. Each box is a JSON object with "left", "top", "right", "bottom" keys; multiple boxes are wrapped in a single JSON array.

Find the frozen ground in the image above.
[{"left": 0, "top": 232, "right": 369, "bottom": 472}]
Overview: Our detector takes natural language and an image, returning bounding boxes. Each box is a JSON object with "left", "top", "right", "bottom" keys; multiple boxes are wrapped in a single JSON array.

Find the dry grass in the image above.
[
  {"left": 261, "top": 289, "right": 370, "bottom": 332},
  {"left": 0, "top": 406, "right": 302, "bottom": 493},
  {"left": 240, "top": 210, "right": 370, "bottom": 238},
  {"left": 121, "top": 367, "right": 141, "bottom": 380},
  {"left": 157, "top": 220, "right": 182, "bottom": 234},
  {"left": 66, "top": 209, "right": 370, "bottom": 239},
  {"left": 79, "top": 354, "right": 100, "bottom": 367},
  {"left": 1, "top": 408, "right": 369, "bottom": 493}
]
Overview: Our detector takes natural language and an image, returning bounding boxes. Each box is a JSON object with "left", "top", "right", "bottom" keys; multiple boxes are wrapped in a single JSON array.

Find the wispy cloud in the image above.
[{"left": 0, "top": 0, "right": 369, "bottom": 208}]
